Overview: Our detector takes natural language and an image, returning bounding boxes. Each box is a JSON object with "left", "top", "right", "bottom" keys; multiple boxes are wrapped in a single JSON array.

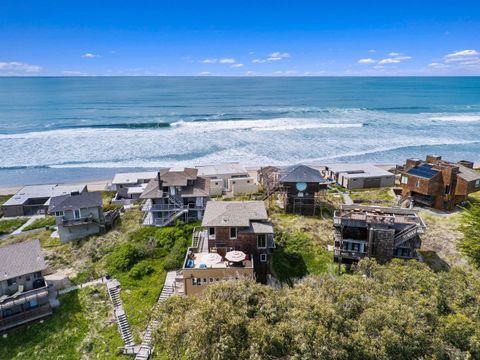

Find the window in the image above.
[
  {"left": 202, "top": 278, "right": 207, "bottom": 284},
  {"left": 55, "top": 211, "right": 64, "bottom": 217},
  {"left": 7, "top": 278, "right": 16, "bottom": 286},
  {"left": 445, "top": 185, "right": 450, "bottom": 194},
  {"left": 192, "top": 278, "right": 201, "bottom": 286},
  {"left": 476, "top": 179, "right": 480, "bottom": 188},
  {"left": 416, "top": 179, "right": 421, "bottom": 188},
  {"left": 400, "top": 176, "right": 408, "bottom": 184},
  {"left": 232, "top": 181, "right": 236, "bottom": 184},
  {"left": 209, "top": 227, "right": 215, "bottom": 238},
  {"left": 209, "top": 278, "right": 214, "bottom": 283},
  {"left": 260, "top": 254, "right": 267, "bottom": 262},
  {"left": 257, "top": 234, "right": 267, "bottom": 248},
  {"left": 34, "top": 271, "right": 42, "bottom": 279},
  {"left": 26, "top": 275, "right": 31, "bottom": 281},
  {"left": 74, "top": 209, "right": 81, "bottom": 219},
  {"left": 230, "top": 227, "right": 237, "bottom": 239}
]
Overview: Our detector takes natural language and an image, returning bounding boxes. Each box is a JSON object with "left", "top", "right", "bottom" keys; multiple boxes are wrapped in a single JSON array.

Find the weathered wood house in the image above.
[
  {"left": 0, "top": 240, "right": 58, "bottom": 332},
  {"left": 182, "top": 201, "right": 274, "bottom": 295},
  {"left": 140, "top": 168, "right": 210, "bottom": 226},
  {"left": 333, "top": 205, "right": 426, "bottom": 266},
  {"left": 400, "top": 155, "right": 480, "bottom": 210},
  {"left": 279, "top": 164, "right": 328, "bottom": 215}
]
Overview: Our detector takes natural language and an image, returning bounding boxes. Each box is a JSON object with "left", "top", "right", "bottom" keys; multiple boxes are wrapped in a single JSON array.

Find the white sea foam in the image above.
[
  {"left": 0, "top": 113, "right": 479, "bottom": 169},
  {"left": 428, "top": 115, "right": 480, "bottom": 122}
]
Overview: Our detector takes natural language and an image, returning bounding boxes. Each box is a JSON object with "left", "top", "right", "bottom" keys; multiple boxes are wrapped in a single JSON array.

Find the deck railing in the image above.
[{"left": 0, "top": 303, "right": 52, "bottom": 331}]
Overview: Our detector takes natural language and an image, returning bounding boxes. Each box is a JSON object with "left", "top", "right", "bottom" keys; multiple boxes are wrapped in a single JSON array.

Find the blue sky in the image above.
[{"left": 0, "top": 1, "right": 479, "bottom": 76}]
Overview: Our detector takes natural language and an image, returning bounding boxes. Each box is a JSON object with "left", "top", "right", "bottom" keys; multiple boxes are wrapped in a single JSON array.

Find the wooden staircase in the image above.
[{"left": 106, "top": 279, "right": 135, "bottom": 349}]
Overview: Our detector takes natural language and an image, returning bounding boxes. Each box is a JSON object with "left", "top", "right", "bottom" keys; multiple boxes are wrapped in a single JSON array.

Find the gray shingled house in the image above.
[
  {"left": 48, "top": 192, "right": 106, "bottom": 243},
  {"left": 0, "top": 240, "right": 58, "bottom": 332}
]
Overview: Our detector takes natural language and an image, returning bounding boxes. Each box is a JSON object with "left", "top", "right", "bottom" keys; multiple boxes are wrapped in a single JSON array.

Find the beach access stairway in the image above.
[
  {"left": 134, "top": 271, "right": 177, "bottom": 360},
  {"left": 106, "top": 279, "right": 135, "bottom": 350}
]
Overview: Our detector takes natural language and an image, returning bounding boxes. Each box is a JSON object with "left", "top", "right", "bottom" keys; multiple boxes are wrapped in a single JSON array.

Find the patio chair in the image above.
[{"left": 12, "top": 284, "right": 24, "bottom": 298}]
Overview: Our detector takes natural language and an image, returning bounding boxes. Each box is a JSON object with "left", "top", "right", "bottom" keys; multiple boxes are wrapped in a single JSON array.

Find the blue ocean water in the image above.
[{"left": 0, "top": 76, "right": 479, "bottom": 186}]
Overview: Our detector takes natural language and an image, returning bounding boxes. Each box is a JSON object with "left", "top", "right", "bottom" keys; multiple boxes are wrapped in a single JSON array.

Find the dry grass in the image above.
[
  {"left": 418, "top": 210, "right": 469, "bottom": 269},
  {"left": 349, "top": 187, "right": 397, "bottom": 206}
]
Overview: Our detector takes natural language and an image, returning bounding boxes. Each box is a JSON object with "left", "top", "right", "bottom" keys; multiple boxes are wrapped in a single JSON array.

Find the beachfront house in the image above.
[
  {"left": 323, "top": 163, "right": 395, "bottom": 189},
  {"left": 333, "top": 205, "right": 425, "bottom": 266},
  {"left": 196, "top": 163, "right": 258, "bottom": 196},
  {"left": 140, "top": 167, "right": 210, "bottom": 226},
  {"left": 279, "top": 164, "right": 328, "bottom": 215},
  {"left": 1, "top": 184, "right": 87, "bottom": 218},
  {"left": 182, "top": 200, "right": 274, "bottom": 295},
  {"left": 0, "top": 240, "right": 58, "bottom": 332},
  {"left": 48, "top": 191, "right": 106, "bottom": 243},
  {"left": 400, "top": 155, "right": 480, "bottom": 210},
  {"left": 111, "top": 171, "right": 158, "bottom": 205}
]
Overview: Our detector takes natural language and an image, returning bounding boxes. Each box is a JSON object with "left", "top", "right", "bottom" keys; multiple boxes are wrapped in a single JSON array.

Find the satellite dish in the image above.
[{"left": 296, "top": 182, "right": 307, "bottom": 191}]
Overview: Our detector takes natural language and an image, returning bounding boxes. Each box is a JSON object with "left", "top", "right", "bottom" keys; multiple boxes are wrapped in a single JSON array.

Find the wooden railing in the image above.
[{"left": 0, "top": 304, "right": 52, "bottom": 330}]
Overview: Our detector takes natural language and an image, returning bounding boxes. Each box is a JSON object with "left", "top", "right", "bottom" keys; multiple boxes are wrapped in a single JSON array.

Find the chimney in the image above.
[
  {"left": 426, "top": 155, "right": 442, "bottom": 164},
  {"left": 458, "top": 160, "right": 474, "bottom": 169}
]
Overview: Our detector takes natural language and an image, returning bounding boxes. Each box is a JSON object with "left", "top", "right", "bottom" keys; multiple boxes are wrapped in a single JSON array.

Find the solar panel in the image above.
[{"left": 407, "top": 165, "right": 439, "bottom": 179}]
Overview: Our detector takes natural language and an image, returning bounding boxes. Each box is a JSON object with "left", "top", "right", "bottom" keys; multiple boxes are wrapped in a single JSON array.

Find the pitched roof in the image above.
[
  {"left": 458, "top": 165, "right": 480, "bottom": 182},
  {"left": 139, "top": 178, "right": 163, "bottom": 199},
  {"left": 159, "top": 168, "right": 198, "bottom": 186},
  {"left": 48, "top": 191, "right": 103, "bottom": 214},
  {"left": 202, "top": 201, "right": 268, "bottom": 227},
  {"left": 279, "top": 164, "right": 325, "bottom": 183},
  {"left": 0, "top": 240, "right": 46, "bottom": 280}
]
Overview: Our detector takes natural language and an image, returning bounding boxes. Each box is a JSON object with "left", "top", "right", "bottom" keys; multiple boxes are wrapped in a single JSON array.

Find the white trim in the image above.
[
  {"left": 260, "top": 254, "right": 267, "bottom": 262},
  {"left": 257, "top": 234, "right": 267, "bottom": 249}
]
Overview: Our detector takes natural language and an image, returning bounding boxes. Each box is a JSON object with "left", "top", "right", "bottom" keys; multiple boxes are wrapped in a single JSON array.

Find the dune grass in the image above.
[
  {"left": 23, "top": 216, "right": 56, "bottom": 231},
  {"left": 0, "top": 217, "right": 28, "bottom": 235},
  {"left": 0, "top": 287, "right": 123, "bottom": 360}
]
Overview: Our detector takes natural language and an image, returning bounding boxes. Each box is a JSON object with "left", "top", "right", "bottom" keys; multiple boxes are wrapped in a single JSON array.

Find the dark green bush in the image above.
[{"left": 129, "top": 261, "right": 154, "bottom": 279}]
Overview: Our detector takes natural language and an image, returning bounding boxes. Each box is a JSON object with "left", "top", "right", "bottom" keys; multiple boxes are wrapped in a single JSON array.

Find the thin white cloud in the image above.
[
  {"left": 368, "top": 49, "right": 376, "bottom": 53},
  {"left": 378, "top": 58, "right": 400, "bottom": 64},
  {"left": 245, "top": 70, "right": 255, "bottom": 76},
  {"left": 378, "top": 53, "right": 412, "bottom": 65},
  {"left": 61, "top": 70, "right": 84, "bottom": 75},
  {"left": 252, "top": 59, "right": 266, "bottom": 64},
  {"left": 267, "top": 52, "right": 291, "bottom": 61},
  {"left": 219, "top": 58, "right": 236, "bottom": 64},
  {"left": 0, "top": 61, "right": 42, "bottom": 74},
  {"left": 358, "top": 58, "right": 376, "bottom": 64},
  {"left": 82, "top": 53, "right": 100, "bottom": 58},
  {"left": 198, "top": 71, "right": 211, "bottom": 76},
  {"left": 202, "top": 58, "right": 218, "bottom": 64},
  {"left": 445, "top": 49, "right": 479, "bottom": 62},
  {"left": 231, "top": 63, "right": 244, "bottom": 68}
]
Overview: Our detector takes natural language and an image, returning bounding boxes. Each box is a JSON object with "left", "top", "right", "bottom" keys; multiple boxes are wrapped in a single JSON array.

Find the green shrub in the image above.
[
  {"left": 103, "top": 203, "right": 122, "bottom": 212},
  {"left": 106, "top": 243, "right": 146, "bottom": 273},
  {"left": 129, "top": 261, "right": 154, "bottom": 279}
]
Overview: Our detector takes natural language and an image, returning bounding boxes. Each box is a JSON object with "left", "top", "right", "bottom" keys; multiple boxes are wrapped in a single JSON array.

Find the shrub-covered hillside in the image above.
[{"left": 153, "top": 259, "right": 480, "bottom": 360}]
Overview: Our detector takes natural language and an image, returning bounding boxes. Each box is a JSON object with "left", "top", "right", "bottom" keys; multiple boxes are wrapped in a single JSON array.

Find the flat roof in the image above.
[
  {"left": 196, "top": 163, "right": 248, "bottom": 177},
  {"left": 112, "top": 171, "right": 157, "bottom": 185},
  {"left": 325, "top": 163, "right": 394, "bottom": 178},
  {"left": 3, "top": 184, "right": 87, "bottom": 207},
  {"left": 0, "top": 240, "right": 46, "bottom": 280}
]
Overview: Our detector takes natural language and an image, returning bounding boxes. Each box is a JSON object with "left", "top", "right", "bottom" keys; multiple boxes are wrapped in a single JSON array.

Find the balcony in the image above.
[
  {"left": 0, "top": 303, "right": 52, "bottom": 331},
  {"left": 0, "top": 285, "right": 50, "bottom": 311},
  {"left": 333, "top": 248, "right": 366, "bottom": 260},
  {"left": 59, "top": 216, "right": 99, "bottom": 227}
]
